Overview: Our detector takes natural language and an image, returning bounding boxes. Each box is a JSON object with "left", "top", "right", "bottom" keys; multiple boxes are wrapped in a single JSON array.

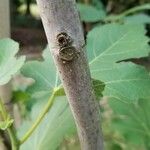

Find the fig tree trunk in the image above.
[{"left": 36, "top": 0, "right": 104, "bottom": 150}]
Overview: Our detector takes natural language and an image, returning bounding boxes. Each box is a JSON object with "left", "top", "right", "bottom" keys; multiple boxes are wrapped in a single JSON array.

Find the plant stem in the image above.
[
  {"left": 19, "top": 90, "right": 56, "bottom": 145},
  {"left": 120, "top": 4, "right": 150, "bottom": 17},
  {"left": 0, "top": 99, "right": 19, "bottom": 150},
  {"left": 105, "top": 3, "right": 150, "bottom": 22},
  {"left": 7, "top": 127, "right": 19, "bottom": 150}
]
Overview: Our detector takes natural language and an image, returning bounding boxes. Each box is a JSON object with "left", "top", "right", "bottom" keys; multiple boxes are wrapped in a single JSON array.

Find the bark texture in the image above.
[{"left": 36, "top": 0, "right": 104, "bottom": 149}]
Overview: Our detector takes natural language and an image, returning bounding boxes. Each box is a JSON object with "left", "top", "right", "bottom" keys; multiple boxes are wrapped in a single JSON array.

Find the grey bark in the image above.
[{"left": 36, "top": 0, "right": 104, "bottom": 150}]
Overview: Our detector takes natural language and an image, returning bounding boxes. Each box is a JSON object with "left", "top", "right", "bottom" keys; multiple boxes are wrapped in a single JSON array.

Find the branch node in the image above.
[{"left": 57, "top": 32, "right": 79, "bottom": 62}]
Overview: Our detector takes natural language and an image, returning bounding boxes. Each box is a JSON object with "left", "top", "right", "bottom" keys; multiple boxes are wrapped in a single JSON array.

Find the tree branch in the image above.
[{"left": 36, "top": 0, "right": 104, "bottom": 149}]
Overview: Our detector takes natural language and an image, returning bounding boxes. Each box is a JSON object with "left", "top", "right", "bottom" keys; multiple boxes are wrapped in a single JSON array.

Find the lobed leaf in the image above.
[
  {"left": 87, "top": 24, "right": 150, "bottom": 102},
  {"left": 0, "top": 39, "right": 25, "bottom": 85}
]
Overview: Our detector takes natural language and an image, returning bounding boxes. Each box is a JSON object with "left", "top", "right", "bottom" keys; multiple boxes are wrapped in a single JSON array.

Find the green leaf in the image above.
[
  {"left": 21, "top": 47, "right": 60, "bottom": 94},
  {"left": 77, "top": 3, "right": 106, "bottom": 22},
  {"left": 109, "top": 99, "right": 150, "bottom": 145},
  {"left": 87, "top": 24, "right": 150, "bottom": 102},
  {"left": 124, "top": 14, "right": 150, "bottom": 24},
  {"left": 0, "top": 39, "right": 25, "bottom": 85},
  {"left": 92, "top": 78, "right": 105, "bottom": 99},
  {"left": 18, "top": 97, "right": 76, "bottom": 150}
]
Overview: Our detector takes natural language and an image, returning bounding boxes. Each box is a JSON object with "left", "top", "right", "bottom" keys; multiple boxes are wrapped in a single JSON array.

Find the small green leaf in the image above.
[
  {"left": 0, "top": 39, "right": 25, "bottom": 85},
  {"left": 92, "top": 78, "right": 105, "bottom": 99}
]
